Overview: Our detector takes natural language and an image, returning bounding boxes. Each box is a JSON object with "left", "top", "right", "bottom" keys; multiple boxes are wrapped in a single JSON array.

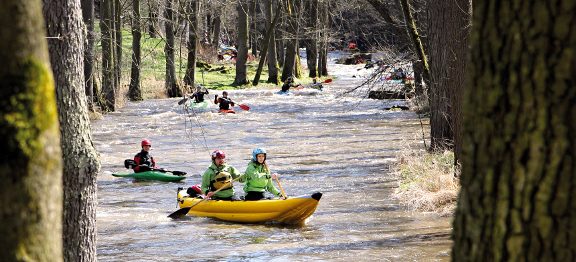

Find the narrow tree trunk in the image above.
[
  {"left": 164, "top": 0, "right": 181, "bottom": 96},
  {"left": 148, "top": 1, "right": 158, "bottom": 38},
  {"left": 281, "top": 0, "right": 300, "bottom": 81},
  {"left": 114, "top": 0, "right": 122, "bottom": 91},
  {"left": 253, "top": 1, "right": 282, "bottom": 85},
  {"left": 101, "top": 0, "right": 116, "bottom": 111},
  {"left": 276, "top": 1, "right": 285, "bottom": 68},
  {"left": 184, "top": 0, "right": 200, "bottom": 88},
  {"left": 0, "top": 1, "right": 63, "bottom": 260},
  {"left": 43, "top": 0, "right": 100, "bottom": 261},
  {"left": 212, "top": 8, "right": 221, "bottom": 47},
  {"left": 265, "top": 0, "right": 279, "bottom": 84},
  {"left": 318, "top": 0, "right": 329, "bottom": 76},
  {"left": 249, "top": 0, "right": 258, "bottom": 57},
  {"left": 233, "top": 0, "right": 250, "bottom": 85},
  {"left": 453, "top": 0, "right": 576, "bottom": 260},
  {"left": 305, "top": 0, "right": 318, "bottom": 78},
  {"left": 129, "top": 0, "right": 143, "bottom": 101},
  {"left": 81, "top": 0, "right": 95, "bottom": 111}
]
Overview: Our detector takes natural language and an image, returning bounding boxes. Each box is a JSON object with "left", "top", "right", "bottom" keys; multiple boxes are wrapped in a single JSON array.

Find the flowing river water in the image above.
[{"left": 93, "top": 54, "right": 452, "bottom": 261}]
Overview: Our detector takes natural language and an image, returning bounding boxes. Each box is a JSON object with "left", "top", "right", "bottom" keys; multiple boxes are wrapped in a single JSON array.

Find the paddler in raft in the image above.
[
  {"left": 239, "top": 148, "right": 285, "bottom": 200},
  {"left": 201, "top": 150, "right": 242, "bottom": 200},
  {"left": 214, "top": 91, "right": 236, "bottom": 113}
]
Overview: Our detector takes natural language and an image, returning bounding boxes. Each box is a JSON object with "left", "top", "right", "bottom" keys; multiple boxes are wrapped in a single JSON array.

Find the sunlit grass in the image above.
[{"left": 393, "top": 149, "right": 460, "bottom": 217}]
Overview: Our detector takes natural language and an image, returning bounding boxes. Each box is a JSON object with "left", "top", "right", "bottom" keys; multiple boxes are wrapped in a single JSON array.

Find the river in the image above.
[{"left": 93, "top": 54, "right": 452, "bottom": 261}]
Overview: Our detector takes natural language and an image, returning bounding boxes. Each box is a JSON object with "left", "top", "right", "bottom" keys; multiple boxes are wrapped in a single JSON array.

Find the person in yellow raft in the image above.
[
  {"left": 201, "top": 150, "right": 242, "bottom": 200},
  {"left": 240, "top": 148, "right": 285, "bottom": 201}
]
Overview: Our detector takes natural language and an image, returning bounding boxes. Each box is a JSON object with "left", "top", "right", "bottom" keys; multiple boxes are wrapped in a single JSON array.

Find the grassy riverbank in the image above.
[{"left": 393, "top": 149, "right": 460, "bottom": 217}]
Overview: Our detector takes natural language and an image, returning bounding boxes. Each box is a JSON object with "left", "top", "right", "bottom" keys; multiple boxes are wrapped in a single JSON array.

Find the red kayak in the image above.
[{"left": 219, "top": 109, "right": 236, "bottom": 114}]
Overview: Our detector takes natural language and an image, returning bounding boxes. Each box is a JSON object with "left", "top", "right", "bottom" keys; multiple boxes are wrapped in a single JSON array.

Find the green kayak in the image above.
[
  {"left": 112, "top": 171, "right": 186, "bottom": 182},
  {"left": 187, "top": 100, "right": 209, "bottom": 109}
]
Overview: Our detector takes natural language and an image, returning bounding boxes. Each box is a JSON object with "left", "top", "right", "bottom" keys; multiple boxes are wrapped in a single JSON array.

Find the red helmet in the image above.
[
  {"left": 141, "top": 139, "right": 152, "bottom": 147},
  {"left": 211, "top": 150, "right": 226, "bottom": 159}
]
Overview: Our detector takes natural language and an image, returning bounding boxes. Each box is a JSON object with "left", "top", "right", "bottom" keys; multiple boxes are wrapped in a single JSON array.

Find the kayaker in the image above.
[
  {"left": 280, "top": 76, "right": 302, "bottom": 93},
  {"left": 201, "top": 150, "right": 242, "bottom": 200},
  {"left": 310, "top": 78, "right": 323, "bottom": 91},
  {"left": 240, "top": 148, "right": 284, "bottom": 200},
  {"left": 214, "top": 91, "right": 235, "bottom": 111},
  {"left": 133, "top": 139, "right": 157, "bottom": 173},
  {"left": 191, "top": 85, "right": 209, "bottom": 103}
]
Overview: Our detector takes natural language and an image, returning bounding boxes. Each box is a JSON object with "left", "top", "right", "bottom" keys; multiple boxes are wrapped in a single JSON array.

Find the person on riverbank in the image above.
[
  {"left": 201, "top": 150, "right": 242, "bottom": 200},
  {"left": 214, "top": 91, "right": 236, "bottom": 112},
  {"left": 191, "top": 85, "right": 209, "bottom": 103},
  {"left": 281, "top": 76, "right": 302, "bottom": 93},
  {"left": 240, "top": 148, "right": 284, "bottom": 200},
  {"left": 133, "top": 139, "right": 158, "bottom": 173}
]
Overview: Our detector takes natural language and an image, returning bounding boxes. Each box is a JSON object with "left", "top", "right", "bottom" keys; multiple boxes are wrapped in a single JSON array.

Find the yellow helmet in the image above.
[{"left": 212, "top": 171, "right": 232, "bottom": 190}]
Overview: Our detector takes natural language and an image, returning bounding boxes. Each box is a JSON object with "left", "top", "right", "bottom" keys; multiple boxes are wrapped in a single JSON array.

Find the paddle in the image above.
[
  {"left": 177, "top": 97, "right": 188, "bottom": 105},
  {"left": 273, "top": 174, "right": 287, "bottom": 199},
  {"left": 238, "top": 104, "right": 250, "bottom": 111},
  {"left": 154, "top": 169, "right": 187, "bottom": 176},
  {"left": 167, "top": 175, "right": 243, "bottom": 219}
]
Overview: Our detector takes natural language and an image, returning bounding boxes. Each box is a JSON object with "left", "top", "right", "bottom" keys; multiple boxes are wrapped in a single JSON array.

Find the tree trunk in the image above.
[
  {"left": 233, "top": 0, "right": 250, "bottom": 86},
  {"left": 211, "top": 8, "right": 221, "bottom": 47},
  {"left": 164, "top": 0, "right": 181, "bottom": 96},
  {"left": 81, "top": 0, "right": 95, "bottom": 111},
  {"left": 265, "top": 0, "right": 279, "bottom": 84},
  {"left": 0, "top": 1, "right": 63, "bottom": 260},
  {"left": 43, "top": 1, "right": 100, "bottom": 261},
  {"left": 249, "top": 0, "right": 258, "bottom": 57},
  {"left": 253, "top": 1, "right": 282, "bottom": 85},
  {"left": 129, "top": 0, "right": 143, "bottom": 101},
  {"left": 281, "top": 0, "right": 300, "bottom": 81},
  {"left": 318, "top": 0, "right": 328, "bottom": 76},
  {"left": 148, "top": 0, "right": 158, "bottom": 38},
  {"left": 425, "top": 0, "right": 470, "bottom": 160},
  {"left": 305, "top": 0, "right": 318, "bottom": 78},
  {"left": 114, "top": 0, "right": 122, "bottom": 92},
  {"left": 452, "top": 1, "right": 576, "bottom": 260},
  {"left": 184, "top": 0, "right": 199, "bottom": 88},
  {"left": 100, "top": 0, "right": 116, "bottom": 111}
]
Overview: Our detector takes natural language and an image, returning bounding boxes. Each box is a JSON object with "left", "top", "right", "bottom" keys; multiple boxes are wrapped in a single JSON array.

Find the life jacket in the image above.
[
  {"left": 133, "top": 150, "right": 156, "bottom": 172},
  {"left": 211, "top": 171, "right": 232, "bottom": 191},
  {"left": 217, "top": 97, "right": 234, "bottom": 110},
  {"left": 192, "top": 90, "right": 208, "bottom": 103}
]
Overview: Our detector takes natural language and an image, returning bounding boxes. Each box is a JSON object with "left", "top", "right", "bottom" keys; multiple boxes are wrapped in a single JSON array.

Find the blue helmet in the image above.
[{"left": 252, "top": 148, "right": 267, "bottom": 162}]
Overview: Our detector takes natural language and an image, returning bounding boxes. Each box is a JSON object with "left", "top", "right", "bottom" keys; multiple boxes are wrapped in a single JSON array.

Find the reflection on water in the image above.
[{"left": 93, "top": 56, "right": 451, "bottom": 261}]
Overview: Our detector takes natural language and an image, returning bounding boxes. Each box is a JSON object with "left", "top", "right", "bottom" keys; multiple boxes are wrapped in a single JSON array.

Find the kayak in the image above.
[
  {"left": 218, "top": 109, "right": 236, "bottom": 114},
  {"left": 176, "top": 190, "right": 322, "bottom": 224},
  {"left": 276, "top": 90, "right": 293, "bottom": 95},
  {"left": 187, "top": 100, "right": 208, "bottom": 109},
  {"left": 112, "top": 171, "right": 186, "bottom": 182}
]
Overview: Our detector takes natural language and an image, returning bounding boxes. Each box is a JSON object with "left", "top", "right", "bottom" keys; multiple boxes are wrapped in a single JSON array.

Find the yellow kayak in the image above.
[{"left": 176, "top": 190, "right": 322, "bottom": 225}]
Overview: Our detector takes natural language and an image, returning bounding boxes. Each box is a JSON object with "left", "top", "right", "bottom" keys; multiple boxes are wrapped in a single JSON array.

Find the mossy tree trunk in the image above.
[
  {"left": 0, "top": 0, "right": 63, "bottom": 260},
  {"left": 100, "top": 0, "right": 116, "bottom": 111},
  {"left": 452, "top": 1, "right": 576, "bottom": 260},
  {"left": 129, "top": 0, "right": 143, "bottom": 101},
  {"left": 184, "top": 0, "right": 200, "bottom": 88},
  {"left": 80, "top": 0, "right": 96, "bottom": 111},
  {"left": 43, "top": 0, "right": 100, "bottom": 260},
  {"left": 265, "top": 0, "right": 279, "bottom": 84},
  {"left": 425, "top": 0, "right": 470, "bottom": 160},
  {"left": 233, "top": 0, "right": 250, "bottom": 86},
  {"left": 164, "top": 0, "right": 181, "bottom": 97}
]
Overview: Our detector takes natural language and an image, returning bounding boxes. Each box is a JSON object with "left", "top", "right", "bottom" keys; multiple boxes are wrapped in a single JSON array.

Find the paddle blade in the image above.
[
  {"left": 171, "top": 171, "right": 187, "bottom": 176},
  {"left": 177, "top": 97, "right": 189, "bottom": 105},
  {"left": 323, "top": 78, "right": 333, "bottom": 83},
  {"left": 168, "top": 207, "right": 191, "bottom": 219},
  {"left": 239, "top": 104, "right": 250, "bottom": 111}
]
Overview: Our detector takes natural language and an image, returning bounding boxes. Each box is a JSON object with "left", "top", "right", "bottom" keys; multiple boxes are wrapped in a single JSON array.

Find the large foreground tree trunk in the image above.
[
  {"left": 233, "top": 0, "right": 250, "bottom": 86},
  {"left": 452, "top": 1, "right": 576, "bottom": 261},
  {"left": 43, "top": 0, "right": 100, "bottom": 261},
  {"left": 426, "top": 0, "right": 470, "bottom": 156},
  {"left": 129, "top": 0, "right": 143, "bottom": 101},
  {"left": 0, "top": 1, "right": 63, "bottom": 260},
  {"left": 81, "top": 0, "right": 96, "bottom": 111}
]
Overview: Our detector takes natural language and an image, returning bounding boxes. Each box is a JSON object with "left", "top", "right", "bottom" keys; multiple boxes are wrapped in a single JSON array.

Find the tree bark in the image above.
[
  {"left": 318, "top": 0, "right": 328, "bottom": 76},
  {"left": 148, "top": 0, "right": 158, "bottom": 38},
  {"left": 265, "top": 0, "right": 279, "bottom": 84},
  {"left": 253, "top": 1, "right": 282, "bottom": 85},
  {"left": 249, "top": 0, "right": 258, "bottom": 57},
  {"left": 211, "top": 8, "right": 221, "bottom": 47},
  {"left": 114, "top": 0, "right": 122, "bottom": 92},
  {"left": 0, "top": 1, "right": 63, "bottom": 260},
  {"left": 43, "top": 0, "right": 100, "bottom": 261},
  {"left": 453, "top": 1, "right": 576, "bottom": 260},
  {"left": 305, "top": 0, "right": 318, "bottom": 78},
  {"left": 233, "top": 0, "right": 250, "bottom": 86},
  {"left": 100, "top": 0, "right": 116, "bottom": 111},
  {"left": 184, "top": 0, "right": 200, "bottom": 88},
  {"left": 129, "top": 0, "right": 143, "bottom": 101},
  {"left": 81, "top": 0, "right": 95, "bottom": 111},
  {"left": 164, "top": 0, "right": 181, "bottom": 96},
  {"left": 281, "top": 0, "right": 300, "bottom": 81}
]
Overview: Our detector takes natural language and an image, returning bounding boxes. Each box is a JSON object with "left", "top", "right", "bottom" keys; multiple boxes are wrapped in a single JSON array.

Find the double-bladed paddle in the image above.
[{"left": 168, "top": 175, "right": 243, "bottom": 219}]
